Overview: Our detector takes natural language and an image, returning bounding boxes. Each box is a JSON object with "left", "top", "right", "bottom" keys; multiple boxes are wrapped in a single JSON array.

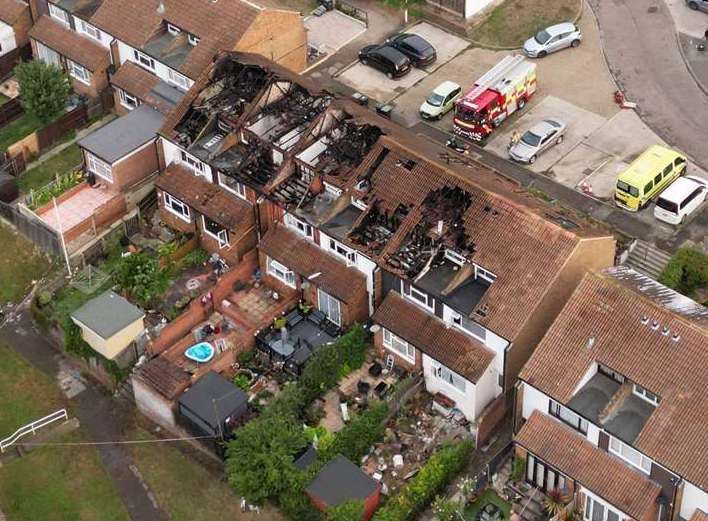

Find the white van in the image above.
[{"left": 654, "top": 175, "right": 707, "bottom": 225}]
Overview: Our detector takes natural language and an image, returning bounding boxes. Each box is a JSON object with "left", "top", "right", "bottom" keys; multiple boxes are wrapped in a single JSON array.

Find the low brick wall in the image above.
[{"left": 149, "top": 300, "right": 209, "bottom": 356}]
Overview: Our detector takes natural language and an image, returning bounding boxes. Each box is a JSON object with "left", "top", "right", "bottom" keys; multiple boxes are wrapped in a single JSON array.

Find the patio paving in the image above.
[{"left": 37, "top": 184, "right": 118, "bottom": 234}]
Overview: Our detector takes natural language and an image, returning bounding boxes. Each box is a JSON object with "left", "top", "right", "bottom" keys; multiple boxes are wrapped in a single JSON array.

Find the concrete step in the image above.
[{"left": 626, "top": 240, "right": 672, "bottom": 279}]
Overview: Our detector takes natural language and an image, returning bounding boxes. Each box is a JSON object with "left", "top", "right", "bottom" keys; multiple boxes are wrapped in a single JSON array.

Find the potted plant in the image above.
[{"left": 544, "top": 489, "right": 569, "bottom": 519}]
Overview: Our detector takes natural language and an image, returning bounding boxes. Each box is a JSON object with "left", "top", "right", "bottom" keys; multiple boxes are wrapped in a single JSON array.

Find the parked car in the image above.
[
  {"left": 654, "top": 175, "right": 707, "bottom": 224},
  {"left": 420, "top": 81, "right": 461, "bottom": 120},
  {"left": 523, "top": 22, "right": 582, "bottom": 58},
  {"left": 358, "top": 44, "right": 411, "bottom": 79},
  {"left": 686, "top": 0, "right": 708, "bottom": 12},
  {"left": 509, "top": 119, "right": 566, "bottom": 164},
  {"left": 385, "top": 33, "right": 437, "bottom": 67}
]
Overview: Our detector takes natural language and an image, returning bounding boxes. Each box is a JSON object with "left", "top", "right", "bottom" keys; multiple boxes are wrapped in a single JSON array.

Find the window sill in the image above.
[{"left": 164, "top": 204, "right": 191, "bottom": 224}]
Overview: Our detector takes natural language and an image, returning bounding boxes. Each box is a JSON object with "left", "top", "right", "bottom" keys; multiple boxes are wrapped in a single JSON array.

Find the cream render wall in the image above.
[{"left": 73, "top": 316, "right": 145, "bottom": 360}]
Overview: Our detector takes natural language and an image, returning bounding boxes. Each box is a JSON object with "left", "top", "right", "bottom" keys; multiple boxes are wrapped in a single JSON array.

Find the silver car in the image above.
[
  {"left": 509, "top": 119, "right": 566, "bottom": 164},
  {"left": 523, "top": 22, "right": 582, "bottom": 58},
  {"left": 686, "top": 0, "right": 708, "bottom": 12}
]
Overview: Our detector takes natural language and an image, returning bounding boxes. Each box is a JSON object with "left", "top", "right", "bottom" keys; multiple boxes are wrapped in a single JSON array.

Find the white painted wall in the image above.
[
  {"left": 0, "top": 22, "right": 17, "bottom": 57},
  {"left": 72, "top": 16, "right": 112, "bottom": 49},
  {"left": 521, "top": 382, "right": 550, "bottom": 420},
  {"left": 161, "top": 138, "right": 213, "bottom": 182},
  {"left": 422, "top": 353, "right": 478, "bottom": 420},
  {"left": 117, "top": 40, "right": 194, "bottom": 91},
  {"left": 464, "top": 0, "right": 495, "bottom": 19},
  {"left": 133, "top": 377, "right": 177, "bottom": 429},
  {"left": 679, "top": 481, "right": 708, "bottom": 520},
  {"left": 474, "top": 362, "right": 499, "bottom": 416}
]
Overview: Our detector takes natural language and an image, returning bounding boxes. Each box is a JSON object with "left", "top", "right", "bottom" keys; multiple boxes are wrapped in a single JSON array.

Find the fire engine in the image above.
[{"left": 453, "top": 55, "right": 537, "bottom": 141}]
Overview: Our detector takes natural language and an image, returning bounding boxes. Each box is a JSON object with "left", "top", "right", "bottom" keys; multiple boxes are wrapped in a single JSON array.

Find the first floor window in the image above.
[
  {"left": 118, "top": 89, "right": 139, "bottom": 110},
  {"left": 67, "top": 59, "right": 90, "bottom": 85},
  {"left": 401, "top": 281, "right": 434, "bottom": 311},
  {"left": 549, "top": 400, "right": 588, "bottom": 434},
  {"left": 201, "top": 216, "right": 229, "bottom": 248},
  {"left": 382, "top": 329, "right": 415, "bottom": 363},
  {"left": 179, "top": 150, "right": 207, "bottom": 177},
  {"left": 609, "top": 436, "right": 652, "bottom": 474},
  {"left": 432, "top": 362, "right": 466, "bottom": 393},
  {"left": 48, "top": 3, "right": 70, "bottom": 25},
  {"left": 167, "top": 69, "right": 191, "bottom": 91},
  {"left": 163, "top": 192, "right": 190, "bottom": 222},
  {"left": 266, "top": 257, "right": 295, "bottom": 288},
  {"left": 284, "top": 213, "right": 313, "bottom": 239},
  {"left": 633, "top": 384, "right": 659, "bottom": 405},
  {"left": 86, "top": 153, "right": 112, "bottom": 182},
  {"left": 218, "top": 172, "right": 246, "bottom": 200},
  {"left": 327, "top": 237, "right": 356, "bottom": 266},
  {"left": 79, "top": 20, "right": 102, "bottom": 41},
  {"left": 475, "top": 264, "right": 497, "bottom": 283},
  {"left": 36, "top": 42, "right": 61, "bottom": 67},
  {"left": 133, "top": 50, "right": 155, "bottom": 70}
]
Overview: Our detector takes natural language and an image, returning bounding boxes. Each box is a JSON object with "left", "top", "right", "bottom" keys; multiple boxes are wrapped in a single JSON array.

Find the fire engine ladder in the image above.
[{"left": 464, "top": 55, "right": 526, "bottom": 103}]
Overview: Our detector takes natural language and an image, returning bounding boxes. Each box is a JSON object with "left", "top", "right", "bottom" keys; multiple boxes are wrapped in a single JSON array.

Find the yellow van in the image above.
[{"left": 615, "top": 145, "right": 687, "bottom": 211}]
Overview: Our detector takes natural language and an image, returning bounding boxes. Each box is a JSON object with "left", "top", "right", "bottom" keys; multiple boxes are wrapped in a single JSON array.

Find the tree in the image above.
[
  {"left": 14, "top": 60, "right": 71, "bottom": 123},
  {"left": 113, "top": 253, "right": 170, "bottom": 308},
  {"left": 658, "top": 247, "right": 708, "bottom": 301},
  {"left": 327, "top": 500, "right": 364, "bottom": 521}
]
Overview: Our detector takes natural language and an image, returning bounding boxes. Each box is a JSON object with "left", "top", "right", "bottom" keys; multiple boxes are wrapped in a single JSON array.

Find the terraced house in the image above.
[
  {"left": 514, "top": 267, "right": 708, "bottom": 521},
  {"left": 151, "top": 52, "right": 616, "bottom": 437}
]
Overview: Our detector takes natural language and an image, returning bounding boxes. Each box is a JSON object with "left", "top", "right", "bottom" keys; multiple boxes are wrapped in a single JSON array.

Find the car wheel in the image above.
[
  {"left": 361, "top": 58, "right": 368, "bottom": 65},
  {"left": 556, "top": 135, "right": 564, "bottom": 145},
  {"left": 529, "top": 155, "right": 536, "bottom": 164},
  {"left": 386, "top": 71, "right": 393, "bottom": 79},
  {"left": 538, "top": 50, "right": 547, "bottom": 58},
  {"left": 688, "top": 1, "right": 698, "bottom": 9},
  {"left": 571, "top": 39, "right": 581, "bottom": 48},
  {"left": 518, "top": 97, "right": 526, "bottom": 110}
]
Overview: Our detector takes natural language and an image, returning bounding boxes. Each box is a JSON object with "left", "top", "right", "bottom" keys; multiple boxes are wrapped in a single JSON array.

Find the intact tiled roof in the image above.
[
  {"left": 0, "top": 0, "right": 27, "bottom": 25},
  {"left": 516, "top": 412, "right": 661, "bottom": 520},
  {"left": 373, "top": 292, "right": 494, "bottom": 383},
  {"left": 110, "top": 62, "right": 180, "bottom": 114},
  {"left": 29, "top": 15, "right": 109, "bottom": 71},
  {"left": 520, "top": 269, "right": 708, "bottom": 490},
  {"left": 155, "top": 164, "right": 251, "bottom": 229},
  {"left": 258, "top": 224, "right": 366, "bottom": 304},
  {"left": 136, "top": 356, "right": 190, "bottom": 400},
  {"left": 92, "top": 0, "right": 261, "bottom": 79}
]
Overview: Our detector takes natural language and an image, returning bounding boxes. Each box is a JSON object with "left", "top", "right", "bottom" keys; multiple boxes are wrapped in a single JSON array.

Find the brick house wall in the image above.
[
  {"left": 84, "top": 141, "right": 159, "bottom": 193},
  {"left": 156, "top": 188, "right": 197, "bottom": 234},
  {"left": 373, "top": 328, "right": 421, "bottom": 372}
]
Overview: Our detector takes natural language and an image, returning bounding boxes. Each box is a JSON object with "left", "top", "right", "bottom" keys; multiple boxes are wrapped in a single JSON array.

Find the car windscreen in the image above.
[
  {"left": 426, "top": 93, "right": 445, "bottom": 107},
  {"left": 655, "top": 197, "right": 678, "bottom": 214},
  {"left": 535, "top": 30, "right": 551, "bottom": 44},
  {"left": 521, "top": 131, "right": 542, "bottom": 147},
  {"left": 616, "top": 181, "right": 639, "bottom": 197}
]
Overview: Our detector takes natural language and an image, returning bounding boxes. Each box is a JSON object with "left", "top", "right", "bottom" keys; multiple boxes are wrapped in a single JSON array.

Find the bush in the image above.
[
  {"left": 510, "top": 456, "right": 526, "bottom": 482},
  {"left": 29, "top": 169, "right": 83, "bottom": 209},
  {"left": 113, "top": 253, "right": 170, "bottom": 307},
  {"left": 180, "top": 247, "right": 209, "bottom": 269},
  {"left": 15, "top": 60, "right": 71, "bottom": 123},
  {"left": 321, "top": 402, "right": 388, "bottom": 463},
  {"left": 374, "top": 440, "right": 474, "bottom": 521},
  {"left": 658, "top": 247, "right": 708, "bottom": 302},
  {"left": 233, "top": 373, "right": 251, "bottom": 391},
  {"left": 327, "top": 500, "right": 364, "bottom": 521}
]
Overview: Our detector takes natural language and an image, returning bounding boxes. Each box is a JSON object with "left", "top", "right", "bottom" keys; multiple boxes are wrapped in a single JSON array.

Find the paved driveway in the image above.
[{"left": 305, "top": 10, "right": 367, "bottom": 55}]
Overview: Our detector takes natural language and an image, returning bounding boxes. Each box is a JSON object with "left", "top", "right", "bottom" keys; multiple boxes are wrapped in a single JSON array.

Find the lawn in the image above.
[
  {"left": 18, "top": 143, "right": 83, "bottom": 193},
  {"left": 0, "top": 223, "right": 51, "bottom": 305},
  {"left": 128, "top": 428, "right": 284, "bottom": 521},
  {"left": 465, "top": 489, "right": 512, "bottom": 521},
  {"left": 469, "top": 0, "right": 579, "bottom": 48},
  {"left": 0, "top": 111, "right": 43, "bottom": 151}
]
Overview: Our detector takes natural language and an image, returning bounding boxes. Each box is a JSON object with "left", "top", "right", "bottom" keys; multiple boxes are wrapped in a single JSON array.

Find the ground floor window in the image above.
[
  {"left": 201, "top": 216, "right": 229, "bottom": 248},
  {"left": 163, "top": 192, "right": 190, "bottom": 222},
  {"left": 584, "top": 493, "right": 621, "bottom": 521},
  {"left": 317, "top": 288, "right": 341, "bottom": 326},
  {"left": 431, "top": 361, "right": 466, "bottom": 393},
  {"left": 526, "top": 453, "right": 567, "bottom": 494},
  {"left": 382, "top": 328, "right": 415, "bottom": 363},
  {"left": 118, "top": 89, "right": 139, "bottom": 110},
  {"left": 86, "top": 152, "right": 112, "bottom": 182},
  {"left": 36, "top": 41, "right": 61, "bottom": 67},
  {"left": 266, "top": 256, "right": 295, "bottom": 288},
  {"left": 67, "top": 59, "right": 90, "bottom": 85}
]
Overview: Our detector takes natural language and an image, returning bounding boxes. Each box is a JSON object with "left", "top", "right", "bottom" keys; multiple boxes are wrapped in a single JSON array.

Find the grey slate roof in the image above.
[
  {"left": 78, "top": 105, "right": 165, "bottom": 164},
  {"left": 71, "top": 291, "right": 144, "bottom": 339},
  {"left": 306, "top": 455, "right": 378, "bottom": 507},
  {"left": 177, "top": 372, "right": 248, "bottom": 431}
]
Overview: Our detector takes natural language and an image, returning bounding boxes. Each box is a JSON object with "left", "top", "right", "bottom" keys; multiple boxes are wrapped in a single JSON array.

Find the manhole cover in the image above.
[
  {"left": 186, "top": 278, "right": 201, "bottom": 291},
  {"left": 648, "top": 5, "right": 658, "bottom": 12},
  {"left": 582, "top": 168, "right": 594, "bottom": 176}
]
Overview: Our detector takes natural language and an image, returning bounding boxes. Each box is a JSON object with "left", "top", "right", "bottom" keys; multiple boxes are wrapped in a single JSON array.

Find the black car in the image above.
[
  {"left": 386, "top": 33, "right": 436, "bottom": 67},
  {"left": 358, "top": 44, "right": 411, "bottom": 79}
]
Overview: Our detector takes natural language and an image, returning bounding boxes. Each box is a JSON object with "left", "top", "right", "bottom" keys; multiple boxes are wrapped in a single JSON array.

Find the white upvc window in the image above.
[
  {"left": 167, "top": 23, "right": 181, "bottom": 35},
  {"left": 48, "top": 3, "right": 70, "bottom": 26},
  {"left": 401, "top": 281, "right": 434, "bottom": 311},
  {"left": 549, "top": 400, "right": 588, "bottom": 434},
  {"left": 583, "top": 491, "right": 623, "bottom": 521},
  {"left": 284, "top": 213, "right": 313, "bottom": 239},
  {"left": 327, "top": 237, "right": 356, "bottom": 266},
  {"left": 431, "top": 361, "right": 466, "bottom": 393},
  {"left": 218, "top": 172, "right": 247, "bottom": 200},
  {"left": 609, "top": 436, "right": 652, "bottom": 474},
  {"left": 445, "top": 248, "right": 467, "bottom": 266},
  {"left": 201, "top": 216, "right": 229, "bottom": 248},
  {"left": 86, "top": 152, "right": 112, "bottom": 182},
  {"left": 163, "top": 192, "right": 190, "bottom": 222},
  {"left": 118, "top": 89, "right": 139, "bottom": 110},
  {"left": 188, "top": 34, "right": 200, "bottom": 46},
  {"left": 36, "top": 42, "right": 61, "bottom": 67},
  {"left": 632, "top": 384, "right": 659, "bottom": 405},
  {"left": 474, "top": 264, "right": 497, "bottom": 283},
  {"left": 382, "top": 328, "right": 415, "bottom": 363},
  {"left": 79, "top": 20, "right": 101, "bottom": 41},
  {"left": 179, "top": 150, "right": 207, "bottom": 178},
  {"left": 133, "top": 50, "right": 155, "bottom": 70},
  {"left": 167, "top": 68, "right": 190, "bottom": 92},
  {"left": 267, "top": 257, "right": 296, "bottom": 288},
  {"left": 67, "top": 59, "right": 90, "bottom": 85}
]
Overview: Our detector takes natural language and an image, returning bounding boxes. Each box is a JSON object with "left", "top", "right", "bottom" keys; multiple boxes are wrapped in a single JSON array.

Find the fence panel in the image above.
[
  {"left": 0, "top": 201, "right": 62, "bottom": 257},
  {"left": 36, "top": 104, "right": 88, "bottom": 152},
  {"left": 336, "top": 0, "right": 368, "bottom": 26},
  {"left": 0, "top": 97, "right": 24, "bottom": 128}
]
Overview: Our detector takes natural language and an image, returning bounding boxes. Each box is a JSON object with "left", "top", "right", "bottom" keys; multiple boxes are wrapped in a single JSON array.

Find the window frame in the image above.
[
  {"left": 201, "top": 216, "right": 229, "bottom": 248},
  {"left": 401, "top": 281, "right": 434, "bottom": 311},
  {"left": 118, "top": 88, "right": 139, "bottom": 110},
  {"left": 79, "top": 20, "right": 102, "bottom": 41},
  {"left": 431, "top": 361, "right": 466, "bottom": 393},
  {"left": 86, "top": 152, "right": 112, "bottom": 182},
  {"left": 608, "top": 436, "right": 652, "bottom": 474},
  {"left": 284, "top": 213, "right": 313, "bottom": 240},
  {"left": 67, "top": 59, "right": 91, "bottom": 85},
  {"left": 188, "top": 34, "right": 200, "bottom": 46},
  {"left": 167, "top": 23, "right": 181, "bottom": 36},
  {"left": 48, "top": 3, "right": 70, "bottom": 26},
  {"left": 179, "top": 150, "right": 208, "bottom": 177},
  {"left": 584, "top": 494, "right": 623, "bottom": 521},
  {"left": 474, "top": 264, "right": 497, "bottom": 283},
  {"left": 217, "top": 172, "right": 247, "bottom": 200},
  {"left": 549, "top": 399, "right": 588, "bottom": 434},
  {"left": 632, "top": 384, "right": 659, "bottom": 405},
  {"left": 133, "top": 49, "right": 155, "bottom": 71},
  {"left": 327, "top": 237, "right": 356, "bottom": 266},
  {"left": 167, "top": 68, "right": 190, "bottom": 92},
  {"left": 162, "top": 192, "right": 191, "bottom": 222},
  {"left": 382, "top": 328, "right": 415, "bottom": 363},
  {"left": 266, "top": 256, "right": 296, "bottom": 288}
]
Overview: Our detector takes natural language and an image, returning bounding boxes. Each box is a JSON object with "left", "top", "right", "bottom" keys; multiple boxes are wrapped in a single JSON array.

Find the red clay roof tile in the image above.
[{"left": 29, "top": 15, "right": 109, "bottom": 71}]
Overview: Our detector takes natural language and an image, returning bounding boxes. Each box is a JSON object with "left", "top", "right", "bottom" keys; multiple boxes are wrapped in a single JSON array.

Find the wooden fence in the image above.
[
  {"left": 0, "top": 97, "right": 23, "bottom": 127},
  {"left": 336, "top": 0, "right": 368, "bottom": 26},
  {"left": 0, "top": 45, "right": 31, "bottom": 81},
  {"left": 384, "top": 373, "right": 424, "bottom": 422}
]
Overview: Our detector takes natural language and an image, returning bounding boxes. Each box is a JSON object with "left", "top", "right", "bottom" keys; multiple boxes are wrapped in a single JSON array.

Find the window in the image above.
[
  {"left": 284, "top": 213, "right": 313, "bottom": 239},
  {"left": 444, "top": 248, "right": 467, "bottom": 266},
  {"left": 167, "top": 69, "right": 190, "bottom": 91},
  {"left": 167, "top": 23, "right": 181, "bottom": 35},
  {"left": 475, "top": 264, "right": 497, "bottom": 283},
  {"left": 584, "top": 494, "right": 622, "bottom": 521},
  {"left": 383, "top": 329, "right": 415, "bottom": 362},
  {"left": 86, "top": 153, "right": 112, "bottom": 182},
  {"left": 48, "top": 3, "right": 69, "bottom": 25},
  {"left": 549, "top": 400, "right": 588, "bottom": 434},
  {"left": 67, "top": 59, "right": 90, "bottom": 85},
  {"left": 188, "top": 34, "right": 200, "bottom": 46},
  {"left": 674, "top": 157, "right": 686, "bottom": 168},
  {"left": 163, "top": 192, "right": 190, "bottom": 222},
  {"left": 327, "top": 238, "right": 356, "bottom": 266},
  {"left": 118, "top": 89, "right": 139, "bottom": 110},
  {"left": 632, "top": 384, "right": 659, "bottom": 405},
  {"left": 179, "top": 150, "right": 207, "bottom": 177},
  {"left": 598, "top": 364, "right": 625, "bottom": 383},
  {"left": 432, "top": 362, "right": 466, "bottom": 393},
  {"left": 218, "top": 172, "right": 247, "bottom": 200},
  {"left": 79, "top": 20, "right": 101, "bottom": 41},
  {"left": 609, "top": 436, "right": 652, "bottom": 474},
  {"left": 644, "top": 180, "right": 653, "bottom": 194},
  {"left": 662, "top": 164, "right": 673, "bottom": 177},
  {"left": 201, "top": 216, "right": 229, "bottom": 248},
  {"left": 680, "top": 188, "right": 703, "bottom": 210},
  {"left": 654, "top": 173, "right": 662, "bottom": 185},
  {"left": 36, "top": 42, "right": 61, "bottom": 67},
  {"left": 133, "top": 50, "right": 155, "bottom": 70},
  {"left": 401, "top": 282, "right": 434, "bottom": 311},
  {"left": 267, "top": 257, "right": 295, "bottom": 288}
]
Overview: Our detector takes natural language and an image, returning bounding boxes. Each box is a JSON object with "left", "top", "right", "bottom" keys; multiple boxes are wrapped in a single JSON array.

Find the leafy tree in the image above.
[
  {"left": 14, "top": 60, "right": 71, "bottom": 123},
  {"left": 327, "top": 500, "right": 364, "bottom": 521},
  {"left": 113, "top": 253, "right": 169, "bottom": 308},
  {"left": 321, "top": 402, "right": 388, "bottom": 463},
  {"left": 658, "top": 247, "right": 707, "bottom": 302}
]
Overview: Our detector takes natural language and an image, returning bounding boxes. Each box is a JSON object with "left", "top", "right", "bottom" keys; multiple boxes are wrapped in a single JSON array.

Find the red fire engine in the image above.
[{"left": 453, "top": 55, "right": 537, "bottom": 141}]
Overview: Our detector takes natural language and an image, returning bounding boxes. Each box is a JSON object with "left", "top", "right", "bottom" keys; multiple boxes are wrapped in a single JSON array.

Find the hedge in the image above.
[
  {"left": 658, "top": 247, "right": 708, "bottom": 302},
  {"left": 319, "top": 401, "right": 389, "bottom": 463},
  {"left": 373, "top": 440, "right": 474, "bottom": 521}
]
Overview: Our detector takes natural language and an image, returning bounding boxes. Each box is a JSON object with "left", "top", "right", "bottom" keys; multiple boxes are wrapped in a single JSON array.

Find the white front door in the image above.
[{"left": 317, "top": 288, "right": 341, "bottom": 326}]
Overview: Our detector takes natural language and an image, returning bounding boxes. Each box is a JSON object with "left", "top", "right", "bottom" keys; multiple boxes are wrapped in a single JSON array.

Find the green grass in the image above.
[
  {"left": 18, "top": 143, "right": 83, "bottom": 193},
  {"left": 465, "top": 489, "right": 512, "bottom": 521},
  {"left": 128, "top": 428, "right": 284, "bottom": 521},
  {"left": 0, "top": 223, "right": 51, "bottom": 305},
  {"left": 0, "top": 111, "right": 44, "bottom": 151},
  {"left": 0, "top": 93, "right": 9, "bottom": 105},
  {"left": 469, "top": 0, "right": 579, "bottom": 47}
]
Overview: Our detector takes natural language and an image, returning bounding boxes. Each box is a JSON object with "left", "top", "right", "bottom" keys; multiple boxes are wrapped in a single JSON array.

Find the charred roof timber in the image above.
[
  {"left": 349, "top": 202, "right": 410, "bottom": 255},
  {"left": 322, "top": 122, "right": 382, "bottom": 169}
]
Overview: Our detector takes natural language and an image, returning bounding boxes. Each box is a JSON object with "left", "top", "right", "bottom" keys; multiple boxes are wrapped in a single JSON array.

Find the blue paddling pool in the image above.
[{"left": 185, "top": 342, "right": 215, "bottom": 363}]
